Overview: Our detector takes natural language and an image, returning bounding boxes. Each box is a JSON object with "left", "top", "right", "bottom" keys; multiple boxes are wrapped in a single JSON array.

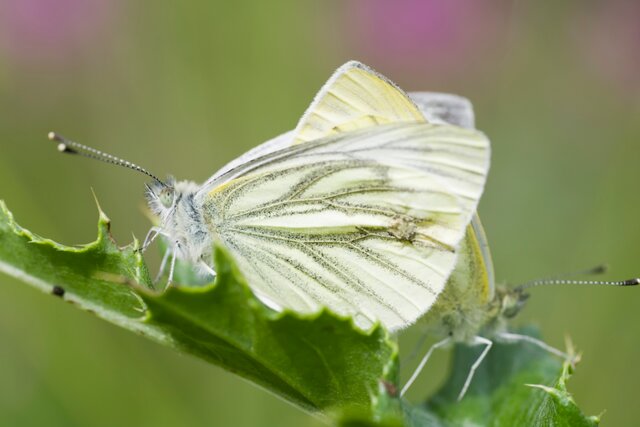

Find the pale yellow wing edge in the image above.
[{"left": 291, "top": 60, "right": 426, "bottom": 145}]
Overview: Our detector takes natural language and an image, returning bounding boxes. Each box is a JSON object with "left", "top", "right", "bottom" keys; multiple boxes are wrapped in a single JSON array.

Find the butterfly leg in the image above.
[
  {"left": 167, "top": 242, "right": 179, "bottom": 286},
  {"left": 400, "top": 336, "right": 451, "bottom": 397},
  {"left": 199, "top": 259, "right": 217, "bottom": 279},
  {"left": 458, "top": 336, "right": 493, "bottom": 402},
  {"left": 141, "top": 226, "right": 165, "bottom": 253},
  {"left": 495, "top": 332, "right": 570, "bottom": 360},
  {"left": 154, "top": 248, "right": 172, "bottom": 285}
]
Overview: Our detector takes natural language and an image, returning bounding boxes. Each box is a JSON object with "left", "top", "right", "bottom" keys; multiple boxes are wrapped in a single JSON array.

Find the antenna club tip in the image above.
[
  {"left": 48, "top": 131, "right": 66, "bottom": 143},
  {"left": 624, "top": 278, "right": 640, "bottom": 286}
]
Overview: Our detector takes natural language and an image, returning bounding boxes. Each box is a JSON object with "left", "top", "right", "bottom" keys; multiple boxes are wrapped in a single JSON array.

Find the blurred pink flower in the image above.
[
  {"left": 344, "top": 0, "right": 511, "bottom": 81},
  {"left": 0, "top": 0, "right": 118, "bottom": 66},
  {"left": 574, "top": 1, "right": 640, "bottom": 97}
]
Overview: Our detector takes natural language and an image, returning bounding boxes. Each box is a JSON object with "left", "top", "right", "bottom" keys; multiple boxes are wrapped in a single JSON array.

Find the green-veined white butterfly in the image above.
[{"left": 52, "top": 61, "right": 492, "bottom": 333}]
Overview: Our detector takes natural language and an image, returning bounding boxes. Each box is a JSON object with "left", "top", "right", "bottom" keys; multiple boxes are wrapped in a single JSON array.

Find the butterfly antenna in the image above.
[
  {"left": 48, "top": 132, "right": 167, "bottom": 187},
  {"left": 516, "top": 264, "right": 639, "bottom": 291}
]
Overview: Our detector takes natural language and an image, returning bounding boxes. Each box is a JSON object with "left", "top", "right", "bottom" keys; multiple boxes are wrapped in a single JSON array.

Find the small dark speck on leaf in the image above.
[
  {"left": 52, "top": 285, "right": 65, "bottom": 297},
  {"left": 381, "top": 380, "right": 399, "bottom": 397}
]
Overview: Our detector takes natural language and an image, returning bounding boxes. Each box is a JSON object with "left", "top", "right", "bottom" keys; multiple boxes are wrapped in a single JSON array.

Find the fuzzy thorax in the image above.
[{"left": 146, "top": 178, "right": 212, "bottom": 266}]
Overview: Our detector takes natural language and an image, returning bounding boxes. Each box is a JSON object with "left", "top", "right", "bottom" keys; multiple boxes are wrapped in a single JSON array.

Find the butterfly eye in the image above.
[{"left": 158, "top": 188, "right": 174, "bottom": 208}]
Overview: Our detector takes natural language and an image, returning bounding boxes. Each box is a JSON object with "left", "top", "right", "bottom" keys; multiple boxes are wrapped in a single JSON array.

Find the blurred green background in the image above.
[{"left": 1, "top": 1, "right": 639, "bottom": 426}]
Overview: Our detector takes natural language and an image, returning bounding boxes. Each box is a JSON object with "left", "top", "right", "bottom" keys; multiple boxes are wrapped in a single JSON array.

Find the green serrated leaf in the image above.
[
  {"left": 140, "top": 245, "right": 400, "bottom": 411},
  {"left": 0, "top": 200, "right": 398, "bottom": 414}
]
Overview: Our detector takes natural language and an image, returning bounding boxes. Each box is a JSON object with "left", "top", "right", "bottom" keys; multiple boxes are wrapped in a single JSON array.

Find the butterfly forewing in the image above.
[{"left": 198, "top": 122, "right": 489, "bottom": 331}]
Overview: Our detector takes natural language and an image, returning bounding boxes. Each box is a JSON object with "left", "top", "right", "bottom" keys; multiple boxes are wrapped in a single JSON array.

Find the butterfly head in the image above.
[
  {"left": 496, "top": 286, "right": 530, "bottom": 320},
  {"left": 145, "top": 177, "right": 201, "bottom": 225},
  {"left": 146, "top": 177, "right": 177, "bottom": 219}
]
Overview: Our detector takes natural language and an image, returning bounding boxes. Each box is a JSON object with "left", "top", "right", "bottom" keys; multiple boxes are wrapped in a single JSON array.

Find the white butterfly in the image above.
[{"left": 143, "top": 61, "right": 491, "bottom": 333}]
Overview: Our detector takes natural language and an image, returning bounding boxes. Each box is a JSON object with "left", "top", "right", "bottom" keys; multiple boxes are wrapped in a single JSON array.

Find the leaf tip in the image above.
[
  {"left": 0, "top": 199, "right": 14, "bottom": 224},
  {"left": 90, "top": 188, "right": 110, "bottom": 226}
]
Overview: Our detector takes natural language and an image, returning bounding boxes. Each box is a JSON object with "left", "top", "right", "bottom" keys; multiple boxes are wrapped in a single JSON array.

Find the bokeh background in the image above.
[{"left": 1, "top": 1, "right": 639, "bottom": 426}]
